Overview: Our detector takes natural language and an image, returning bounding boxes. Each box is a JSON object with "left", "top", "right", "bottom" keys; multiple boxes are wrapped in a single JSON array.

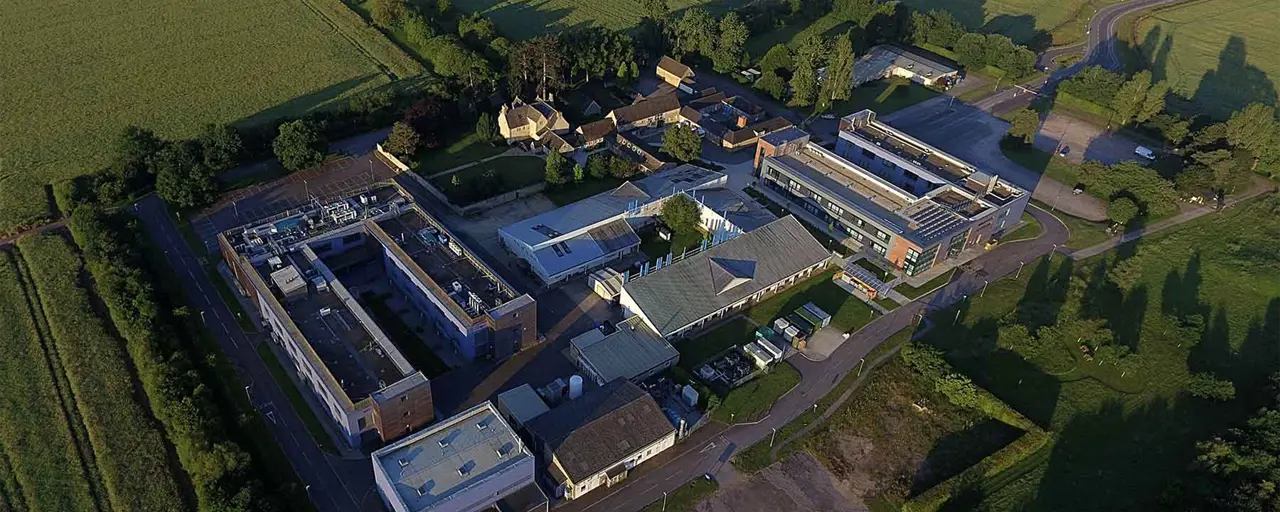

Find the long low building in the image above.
[
  {"left": 620, "top": 215, "right": 832, "bottom": 338},
  {"left": 371, "top": 401, "right": 547, "bottom": 512},
  {"left": 753, "top": 110, "right": 1028, "bottom": 278},
  {"left": 498, "top": 165, "right": 731, "bottom": 285},
  {"left": 220, "top": 184, "right": 538, "bottom": 447}
]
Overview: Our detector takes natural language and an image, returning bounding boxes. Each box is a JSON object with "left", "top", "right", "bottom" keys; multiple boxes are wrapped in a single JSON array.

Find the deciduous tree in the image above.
[
  {"left": 758, "top": 44, "right": 793, "bottom": 75},
  {"left": 544, "top": 150, "right": 567, "bottom": 186},
  {"left": 272, "top": 120, "right": 326, "bottom": 172},
  {"left": 662, "top": 125, "right": 702, "bottom": 162},
  {"left": 1137, "top": 79, "right": 1169, "bottom": 123},
  {"left": 372, "top": 0, "right": 408, "bottom": 27},
  {"left": 153, "top": 141, "right": 217, "bottom": 209},
  {"left": 1106, "top": 197, "right": 1139, "bottom": 226},
  {"left": 820, "top": 31, "right": 856, "bottom": 103},
  {"left": 660, "top": 194, "right": 701, "bottom": 234},
  {"left": 197, "top": 124, "right": 242, "bottom": 172},
  {"left": 788, "top": 35, "right": 826, "bottom": 107},
  {"left": 383, "top": 122, "right": 420, "bottom": 157},
  {"left": 1006, "top": 108, "right": 1040, "bottom": 145},
  {"left": 953, "top": 33, "right": 987, "bottom": 68},
  {"left": 673, "top": 7, "right": 716, "bottom": 58},
  {"left": 713, "top": 12, "right": 749, "bottom": 73},
  {"left": 755, "top": 70, "right": 787, "bottom": 101},
  {"left": 475, "top": 112, "right": 497, "bottom": 143},
  {"left": 1187, "top": 373, "right": 1236, "bottom": 401},
  {"left": 1112, "top": 70, "right": 1153, "bottom": 125}
]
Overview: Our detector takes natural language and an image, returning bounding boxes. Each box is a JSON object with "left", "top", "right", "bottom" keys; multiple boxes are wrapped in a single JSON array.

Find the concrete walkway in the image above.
[
  {"left": 421, "top": 147, "right": 528, "bottom": 179},
  {"left": 1069, "top": 183, "right": 1275, "bottom": 260}
]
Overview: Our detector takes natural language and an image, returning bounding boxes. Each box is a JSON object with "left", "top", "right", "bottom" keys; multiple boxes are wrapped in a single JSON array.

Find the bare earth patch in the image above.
[{"left": 698, "top": 452, "right": 867, "bottom": 512}]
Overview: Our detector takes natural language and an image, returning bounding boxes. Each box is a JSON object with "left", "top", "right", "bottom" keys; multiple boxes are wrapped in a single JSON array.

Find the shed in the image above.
[{"left": 497, "top": 384, "right": 551, "bottom": 429}]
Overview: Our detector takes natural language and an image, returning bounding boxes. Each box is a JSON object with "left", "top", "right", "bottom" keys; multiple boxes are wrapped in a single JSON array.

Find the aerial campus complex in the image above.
[{"left": 209, "top": 103, "right": 1029, "bottom": 512}]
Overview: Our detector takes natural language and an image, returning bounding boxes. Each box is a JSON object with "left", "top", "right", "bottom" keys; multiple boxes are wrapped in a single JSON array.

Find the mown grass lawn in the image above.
[
  {"left": 428, "top": 156, "right": 544, "bottom": 205},
  {"left": 414, "top": 133, "right": 507, "bottom": 174},
  {"left": 638, "top": 225, "right": 706, "bottom": 262},
  {"left": 677, "top": 317, "right": 756, "bottom": 371},
  {"left": 1000, "top": 212, "right": 1042, "bottom": 243},
  {"left": 640, "top": 477, "right": 719, "bottom": 512},
  {"left": 746, "top": 269, "right": 879, "bottom": 332},
  {"left": 912, "top": 196, "right": 1280, "bottom": 510},
  {"left": 543, "top": 176, "right": 626, "bottom": 206},
  {"left": 893, "top": 269, "right": 955, "bottom": 300},
  {"left": 828, "top": 78, "right": 941, "bottom": 117},
  {"left": 1130, "top": 0, "right": 1280, "bottom": 119},
  {"left": 900, "top": 0, "right": 1124, "bottom": 45},
  {"left": 713, "top": 362, "right": 801, "bottom": 423},
  {"left": 0, "top": 0, "right": 412, "bottom": 233}
]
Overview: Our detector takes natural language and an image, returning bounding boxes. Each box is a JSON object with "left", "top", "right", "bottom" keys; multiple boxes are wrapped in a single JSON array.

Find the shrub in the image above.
[{"left": 1187, "top": 373, "right": 1236, "bottom": 401}]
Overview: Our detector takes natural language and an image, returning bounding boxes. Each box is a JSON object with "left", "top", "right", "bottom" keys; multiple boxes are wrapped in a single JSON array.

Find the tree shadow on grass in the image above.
[
  {"left": 238, "top": 74, "right": 385, "bottom": 128},
  {"left": 1190, "top": 36, "right": 1278, "bottom": 120},
  {"left": 1015, "top": 257, "right": 1073, "bottom": 334},
  {"left": 1032, "top": 396, "right": 1189, "bottom": 510},
  {"left": 912, "top": 417, "right": 1023, "bottom": 496}
]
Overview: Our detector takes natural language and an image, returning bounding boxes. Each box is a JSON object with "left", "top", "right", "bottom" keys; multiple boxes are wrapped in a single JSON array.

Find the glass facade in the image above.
[
  {"left": 947, "top": 230, "right": 969, "bottom": 259},
  {"left": 902, "top": 245, "right": 939, "bottom": 276}
]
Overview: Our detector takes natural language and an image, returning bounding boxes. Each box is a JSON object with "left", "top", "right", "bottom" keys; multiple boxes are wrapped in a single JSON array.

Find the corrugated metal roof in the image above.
[
  {"left": 623, "top": 216, "right": 831, "bottom": 337},
  {"left": 573, "top": 317, "right": 679, "bottom": 384}
]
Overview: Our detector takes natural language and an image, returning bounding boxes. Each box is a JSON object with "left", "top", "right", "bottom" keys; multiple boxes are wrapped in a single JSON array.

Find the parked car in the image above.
[
  {"left": 1134, "top": 146, "right": 1156, "bottom": 160},
  {"left": 1058, "top": 145, "right": 1070, "bottom": 157}
]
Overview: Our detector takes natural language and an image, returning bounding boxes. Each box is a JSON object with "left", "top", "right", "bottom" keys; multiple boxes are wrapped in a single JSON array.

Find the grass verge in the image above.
[
  {"left": 1000, "top": 212, "right": 1042, "bottom": 243},
  {"left": 640, "top": 477, "right": 719, "bottom": 512},
  {"left": 893, "top": 269, "right": 956, "bottom": 300},
  {"left": 256, "top": 342, "right": 339, "bottom": 453},
  {"left": 713, "top": 363, "right": 801, "bottom": 423}
]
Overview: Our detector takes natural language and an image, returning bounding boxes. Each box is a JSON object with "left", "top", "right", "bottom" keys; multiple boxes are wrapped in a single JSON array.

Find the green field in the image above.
[
  {"left": 453, "top": 0, "right": 752, "bottom": 40},
  {"left": 428, "top": 156, "right": 545, "bottom": 204},
  {"left": 900, "top": 0, "right": 1121, "bottom": 45},
  {"left": 713, "top": 363, "right": 801, "bottom": 423},
  {"left": 0, "top": 0, "right": 420, "bottom": 232},
  {"left": 913, "top": 196, "right": 1280, "bottom": 510},
  {"left": 1130, "top": 0, "right": 1280, "bottom": 119}
]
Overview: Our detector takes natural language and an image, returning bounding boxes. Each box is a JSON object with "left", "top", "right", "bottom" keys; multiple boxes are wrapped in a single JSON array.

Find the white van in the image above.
[{"left": 1134, "top": 146, "right": 1156, "bottom": 160}]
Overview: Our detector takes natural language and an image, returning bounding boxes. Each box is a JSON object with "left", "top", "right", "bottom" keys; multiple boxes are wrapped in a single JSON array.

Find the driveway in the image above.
[{"left": 881, "top": 98, "right": 1107, "bottom": 221}]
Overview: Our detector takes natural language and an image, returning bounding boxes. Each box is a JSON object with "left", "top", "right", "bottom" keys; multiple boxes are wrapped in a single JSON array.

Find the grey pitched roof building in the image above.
[
  {"left": 571, "top": 317, "right": 679, "bottom": 385},
  {"left": 526, "top": 380, "right": 675, "bottom": 483},
  {"left": 620, "top": 216, "right": 831, "bottom": 337}
]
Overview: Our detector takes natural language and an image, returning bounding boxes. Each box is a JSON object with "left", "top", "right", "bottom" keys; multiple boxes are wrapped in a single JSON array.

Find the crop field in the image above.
[
  {"left": 17, "top": 235, "right": 185, "bottom": 512},
  {"left": 1131, "top": 0, "right": 1280, "bottom": 119},
  {"left": 900, "top": 0, "right": 1121, "bottom": 45},
  {"left": 0, "top": 0, "right": 422, "bottom": 233},
  {"left": 0, "top": 251, "right": 101, "bottom": 512},
  {"left": 451, "top": 0, "right": 753, "bottom": 40}
]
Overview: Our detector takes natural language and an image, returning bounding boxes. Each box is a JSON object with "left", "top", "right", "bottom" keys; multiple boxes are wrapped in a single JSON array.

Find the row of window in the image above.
[{"left": 765, "top": 168, "right": 894, "bottom": 245}]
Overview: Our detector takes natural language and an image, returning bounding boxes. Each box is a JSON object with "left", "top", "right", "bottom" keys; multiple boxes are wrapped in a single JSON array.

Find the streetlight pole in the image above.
[
  {"left": 769, "top": 427, "right": 777, "bottom": 447},
  {"left": 1048, "top": 244, "right": 1059, "bottom": 262},
  {"left": 200, "top": 310, "right": 206, "bottom": 324},
  {"left": 1015, "top": 261, "right": 1025, "bottom": 279},
  {"left": 661, "top": 491, "right": 668, "bottom": 512},
  {"left": 980, "top": 280, "right": 989, "bottom": 298},
  {"left": 856, "top": 358, "right": 866, "bottom": 377}
]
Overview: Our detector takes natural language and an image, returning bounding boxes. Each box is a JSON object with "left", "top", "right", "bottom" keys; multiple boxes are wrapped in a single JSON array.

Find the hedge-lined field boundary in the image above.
[
  {"left": 69, "top": 207, "right": 281, "bottom": 511},
  {"left": 17, "top": 234, "right": 187, "bottom": 512},
  {"left": 0, "top": 251, "right": 100, "bottom": 511}
]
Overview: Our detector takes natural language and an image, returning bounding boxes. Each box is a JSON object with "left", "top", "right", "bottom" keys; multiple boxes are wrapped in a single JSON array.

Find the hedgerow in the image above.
[
  {"left": 17, "top": 234, "right": 186, "bottom": 512},
  {"left": 68, "top": 207, "right": 279, "bottom": 512},
  {"left": 0, "top": 251, "right": 99, "bottom": 511}
]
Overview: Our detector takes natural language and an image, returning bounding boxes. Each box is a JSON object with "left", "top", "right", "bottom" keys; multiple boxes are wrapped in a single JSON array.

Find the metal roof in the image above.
[
  {"left": 372, "top": 402, "right": 531, "bottom": 512},
  {"left": 500, "top": 165, "right": 726, "bottom": 248},
  {"left": 573, "top": 317, "right": 679, "bottom": 384},
  {"left": 496, "top": 384, "right": 550, "bottom": 426},
  {"left": 622, "top": 216, "right": 831, "bottom": 337}
]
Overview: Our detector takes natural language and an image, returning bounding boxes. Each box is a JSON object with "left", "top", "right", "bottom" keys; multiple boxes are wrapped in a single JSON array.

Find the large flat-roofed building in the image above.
[
  {"left": 497, "top": 165, "right": 730, "bottom": 285},
  {"left": 754, "top": 110, "right": 1028, "bottom": 277},
  {"left": 526, "top": 380, "right": 676, "bottom": 501},
  {"left": 620, "top": 216, "right": 832, "bottom": 338},
  {"left": 371, "top": 207, "right": 538, "bottom": 362},
  {"left": 220, "top": 186, "right": 536, "bottom": 447},
  {"left": 371, "top": 401, "right": 547, "bottom": 512}
]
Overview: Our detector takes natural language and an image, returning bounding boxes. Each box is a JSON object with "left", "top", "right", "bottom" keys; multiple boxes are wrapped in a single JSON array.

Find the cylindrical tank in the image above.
[{"left": 569, "top": 375, "right": 584, "bottom": 400}]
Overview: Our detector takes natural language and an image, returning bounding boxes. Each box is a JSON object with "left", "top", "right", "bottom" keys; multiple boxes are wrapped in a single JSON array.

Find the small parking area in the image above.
[{"left": 1034, "top": 112, "right": 1144, "bottom": 165}]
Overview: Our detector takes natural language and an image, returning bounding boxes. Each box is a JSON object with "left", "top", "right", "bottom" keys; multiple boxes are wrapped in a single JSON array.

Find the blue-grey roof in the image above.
[
  {"left": 623, "top": 216, "right": 831, "bottom": 337},
  {"left": 372, "top": 402, "right": 530, "bottom": 511},
  {"left": 573, "top": 317, "right": 679, "bottom": 384},
  {"left": 761, "top": 126, "right": 810, "bottom": 146},
  {"left": 500, "top": 165, "right": 726, "bottom": 249}
]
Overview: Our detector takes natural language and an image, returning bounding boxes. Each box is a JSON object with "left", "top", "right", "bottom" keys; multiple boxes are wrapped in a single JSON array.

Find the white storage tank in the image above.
[{"left": 568, "top": 375, "right": 584, "bottom": 400}]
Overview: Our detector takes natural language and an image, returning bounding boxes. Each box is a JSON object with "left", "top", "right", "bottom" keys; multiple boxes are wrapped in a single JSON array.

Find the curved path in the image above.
[{"left": 558, "top": 206, "right": 1070, "bottom": 512}]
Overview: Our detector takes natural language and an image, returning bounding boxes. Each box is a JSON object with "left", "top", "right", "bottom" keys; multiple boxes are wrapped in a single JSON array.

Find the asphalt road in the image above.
[
  {"left": 134, "top": 195, "right": 380, "bottom": 512},
  {"left": 558, "top": 205, "right": 1070, "bottom": 512}
]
